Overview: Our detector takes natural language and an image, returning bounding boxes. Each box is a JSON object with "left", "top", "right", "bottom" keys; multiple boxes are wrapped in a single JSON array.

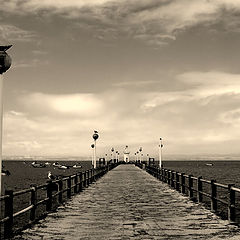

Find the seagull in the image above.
[
  {"left": 47, "top": 171, "right": 56, "bottom": 180},
  {"left": 0, "top": 45, "right": 12, "bottom": 52},
  {"left": 2, "top": 169, "right": 10, "bottom": 176}
]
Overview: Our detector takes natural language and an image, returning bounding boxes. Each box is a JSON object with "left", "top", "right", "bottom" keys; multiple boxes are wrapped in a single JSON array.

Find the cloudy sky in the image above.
[{"left": 1, "top": 0, "right": 240, "bottom": 158}]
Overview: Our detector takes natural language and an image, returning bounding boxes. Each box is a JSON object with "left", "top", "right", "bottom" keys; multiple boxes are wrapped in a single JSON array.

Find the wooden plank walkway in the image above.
[{"left": 14, "top": 165, "right": 240, "bottom": 239}]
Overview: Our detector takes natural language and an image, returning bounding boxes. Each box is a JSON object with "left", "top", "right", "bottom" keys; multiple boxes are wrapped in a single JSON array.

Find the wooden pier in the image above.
[
  {"left": 0, "top": 163, "right": 118, "bottom": 239},
  {"left": 13, "top": 165, "right": 240, "bottom": 239}
]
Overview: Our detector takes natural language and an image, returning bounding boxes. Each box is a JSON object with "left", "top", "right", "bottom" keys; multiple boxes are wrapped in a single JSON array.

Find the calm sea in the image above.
[
  {"left": 2, "top": 155, "right": 240, "bottom": 193},
  {"left": 2, "top": 159, "right": 92, "bottom": 193}
]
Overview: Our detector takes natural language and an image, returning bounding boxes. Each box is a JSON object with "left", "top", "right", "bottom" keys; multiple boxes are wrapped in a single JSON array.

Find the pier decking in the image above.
[{"left": 15, "top": 165, "right": 240, "bottom": 239}]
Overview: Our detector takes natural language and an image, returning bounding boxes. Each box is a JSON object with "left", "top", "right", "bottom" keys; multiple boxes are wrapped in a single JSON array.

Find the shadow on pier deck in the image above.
[{"left": 15, "top": 165, "right": 240, "bottom": 240}]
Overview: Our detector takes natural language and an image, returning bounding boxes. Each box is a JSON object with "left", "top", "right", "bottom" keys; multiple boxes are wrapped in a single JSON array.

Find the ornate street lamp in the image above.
[
  {"left": 111, "top": 147, "right": 114, "bottom": 162},
  {"left": 0, "top": 45, "right": 12, "bottom": 196},
  {"left": 91, "top": 144, "right": 94, "bottom": 167},
  {"left": 92, "top": 131, "right": 99, "bottom": 168},
  {"left": 159, "top": 137, "right": 163, "bottom": 168},
  {"left": 139, "top": 147, "right": 142, "bottom": 162}
]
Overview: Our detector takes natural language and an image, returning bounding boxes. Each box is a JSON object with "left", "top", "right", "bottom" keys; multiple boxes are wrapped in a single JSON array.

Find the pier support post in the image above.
[
  {"left": 30, "top": 185, "right": 37, "bottom": 222},
  {"left": 211, "top": 180, "right": 217, "bottom": 212},
  {"left": 4, "top": 190, "right": 13, "bottom": 239},
  {"left": 197, "top": 176, "right": 203, "bottom": 202},
  {"left": 228, "top": 184, "right": 236, "bottom": 224},
  {"left": 188, "top": 175, "right": 193, "bottom": 199}
]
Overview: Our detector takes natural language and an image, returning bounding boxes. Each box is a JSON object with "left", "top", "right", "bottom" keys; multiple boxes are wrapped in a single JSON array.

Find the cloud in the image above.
[
  {"left": 2, "top": 0, "right": 240, "bottom": 46},
  {"left": 0, "top": 24, "right": 36, "bottom": 43},
  {"left": 4, "top": 74, "right": 240, "bottom": 157},
  {"left": 3, "top": 69, "right": 240, "bottom": 156},
  {"left": 141, "top": 71, "right": 240, "bottom": 111},
  {"left": 12, "top": 58, "right": 49, "bottom": 69},
  {"left": 20, "top": 93, "right": 104, "bottom": 117},
  {"left": 113, "top": 80, "right": 157, "bottom": 87},
  {"left": 177, "top": 71, "right": 240, "bottom": 98}
]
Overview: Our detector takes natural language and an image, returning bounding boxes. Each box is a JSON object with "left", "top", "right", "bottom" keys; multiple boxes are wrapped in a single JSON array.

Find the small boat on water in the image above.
[
  {"left": 58, "top": 165, "right": 69, "bottom": 169},
  {"left": 206, "top": 163, "right": 213, "bottom": 166},
  {"left": 31, "top": 161, "right": 46, "bottom": 168},
  {"left": 53, "top": 162, "right": 61, "bottom": 167},
  {"left": 72, "top": 164, "right": 82, "bottom": 169}
]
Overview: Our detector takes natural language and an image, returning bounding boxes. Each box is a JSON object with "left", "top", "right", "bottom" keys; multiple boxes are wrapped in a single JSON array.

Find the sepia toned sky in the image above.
[{"left": 1, "top": 0, "right": 240, "bottom": 157}]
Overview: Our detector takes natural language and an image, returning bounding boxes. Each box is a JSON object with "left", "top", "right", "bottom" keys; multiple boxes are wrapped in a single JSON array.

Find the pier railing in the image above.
[
  {"left": 0, "top": 162, "right": 118, "bottom": 239},
  {"left": 136, "top": 162, "right": 240, "bottom": 225}
]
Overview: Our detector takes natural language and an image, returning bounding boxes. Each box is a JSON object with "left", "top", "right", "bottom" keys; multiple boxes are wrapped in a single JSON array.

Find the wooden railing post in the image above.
[
  {"left": 79, "top": 172, "right": 83, "bottom": 192},
  {"left": 87, "top": 170, "right": 90, "bottom": 185},
  {"left": 228, "top": 184, "right": 236, "bottom": 223},
  {"left": 93, "top": 168, "right": 96, "bottom": 181},
  {"left": 4, "top": 190, "right": 13, "bottom": 239},
  {"left": 161, "top": 168, "right": 164, "bottom": 181},
  {"left": 89, "top": 170, "right": 92, "bottom": 184},
  {"left": 188, "top": 175, "right": 193, "bottom": 199},
  {"left": 167, "top": 170, "right": 171, "bottom": 185},
  {"left": 164, "top": 169, "right": 167, "bottom": 182},
  {"left": 58, "top": 179, "right": 63, "bottom": 203},
  {"left": 157, "top": 168, "right": 160, "bottom": 180},
  {"left": 67, "top": 177, "right": 72, "bottom": 198},
  {"left": 83, "top": 171, "right": 87, "bottom": 187},
  {"left": 181, "top": 173, "right": 185, "bottom": 194},
  {"left": 46, "top": 181, "right": 53, "bottom": 211},
  {"left": 211, "top": 180, "right": 217, "bottom": 212},
  {"left": 197, "top": 176, "right": 203, "bottom": 202},
  {"left": 74, "top": 175, "right": 78, "bottom": 194},
  {"left": 30, "top": 185, "right": 37, "bottom": 222},
  {"left": 176, "top": 172, "right": 180, "bottom": 191},
  {"left": 171, "top": 171, "right": 175, "bottom": 188}
]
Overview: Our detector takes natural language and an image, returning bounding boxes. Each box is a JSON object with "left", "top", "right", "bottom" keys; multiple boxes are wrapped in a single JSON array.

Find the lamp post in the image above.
[
  {"left": 91, "top": 144, "right": 94, "bottom": 167},
  {"left": 134, "top": 153, "right": 136, "bottom": 162},
  {"left": 139, "top": 147, "right": 142, "bottom": 162},
  {"left": 159, "top": 137, "right": 163, "bottom": 168},
  {"left": 105, "top": 154, "right": 108, "bottom": 164},
  {"left": 0, "top": 45, "right": 12, "bottom": 196},
  {"left": 111, "top": 147, "right": 114, "bottom": 162},
  {"left": 136, "top": 151, "right": 139, "bottom": 162},
  {"left": 92, "top": 131, "right": 99, "bottom": 169}
]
